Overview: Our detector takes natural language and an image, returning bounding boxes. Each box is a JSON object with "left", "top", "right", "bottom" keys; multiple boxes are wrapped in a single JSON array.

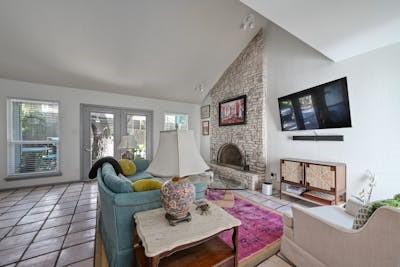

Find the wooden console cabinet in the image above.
[{"left": 280, "top": 158, "right": 346, "bottom": 205}]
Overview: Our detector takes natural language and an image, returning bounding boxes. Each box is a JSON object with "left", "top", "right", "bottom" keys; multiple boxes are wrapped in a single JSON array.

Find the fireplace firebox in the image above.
[{"left": 217, "top": 143, "right": 243, "bottom": 169}]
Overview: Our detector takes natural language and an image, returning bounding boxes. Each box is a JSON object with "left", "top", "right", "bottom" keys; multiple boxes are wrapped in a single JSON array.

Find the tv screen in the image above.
[{"left": 278, "top": 77, "right": 351, "bottom": 131}]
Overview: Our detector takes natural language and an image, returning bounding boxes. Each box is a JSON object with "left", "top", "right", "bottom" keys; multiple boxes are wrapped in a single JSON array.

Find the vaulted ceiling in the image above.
[
  {"left": 0, "top": 0, "right": 265, "bottom": 103},
  {"left": 241, "top": 0, "right": 400, "bottom": 61}
]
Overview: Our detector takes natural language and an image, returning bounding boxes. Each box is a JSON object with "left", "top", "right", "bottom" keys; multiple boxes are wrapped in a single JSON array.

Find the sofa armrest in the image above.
[
  {"left": 289, "top": 204, "right": 400, "bottom": 267},
  {"left": 113, "top": 190, "right": 161, "bottom": 207},
  {"left": 283, "top": 212, "right": 293, "bottom": 228},
  {"left": 283, "top": 212, "right": 294, "bottom": 240}
]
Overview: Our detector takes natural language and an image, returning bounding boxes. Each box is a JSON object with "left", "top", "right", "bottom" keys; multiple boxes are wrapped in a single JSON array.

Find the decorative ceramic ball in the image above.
[{"left": 161, "top": 177, "right": 195, "bottom": 219}]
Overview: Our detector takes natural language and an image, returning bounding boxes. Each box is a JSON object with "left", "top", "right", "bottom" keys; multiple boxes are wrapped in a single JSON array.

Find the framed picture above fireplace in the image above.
[{"left": 219, "top": 95, "right": 246, "bottom": 126}]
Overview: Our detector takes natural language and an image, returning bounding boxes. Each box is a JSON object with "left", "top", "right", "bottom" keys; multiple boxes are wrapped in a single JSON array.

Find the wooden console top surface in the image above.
[{"left": 281, "top": 158, "right": 346, "bottom": 167}]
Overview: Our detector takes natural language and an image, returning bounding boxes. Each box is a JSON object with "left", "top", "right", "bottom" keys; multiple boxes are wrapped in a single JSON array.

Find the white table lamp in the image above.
[
  {"left": 147, "top": 130, "right": 208, "bottom": 225},
  {"left": 118, "top": 135, "right": 137, "bottom": 160}
]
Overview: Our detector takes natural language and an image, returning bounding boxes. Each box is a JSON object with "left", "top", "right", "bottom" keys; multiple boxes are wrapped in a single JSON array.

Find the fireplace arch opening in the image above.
[{"left": 217, "top": 143, "right": 243, "bottom": 169}]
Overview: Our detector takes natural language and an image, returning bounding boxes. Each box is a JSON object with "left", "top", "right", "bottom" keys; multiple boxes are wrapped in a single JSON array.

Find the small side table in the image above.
[{"left": 133, "top": 201, "right": 241, "bottom": 267}]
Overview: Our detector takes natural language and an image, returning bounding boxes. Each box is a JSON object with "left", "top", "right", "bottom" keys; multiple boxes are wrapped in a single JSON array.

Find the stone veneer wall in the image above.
[
  {"left": 209, "top": 163, "right": 263, "bottom": 190},
  {"left": 210, "top": 30, "right": 266, "bottom": 171}
]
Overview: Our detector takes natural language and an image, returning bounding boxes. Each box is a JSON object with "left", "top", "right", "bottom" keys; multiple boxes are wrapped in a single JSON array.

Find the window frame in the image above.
[
  {"left": 164, "top": 112, "right": 189, "bottom": 130},
  {"left": 6, "top": 98, "right": 61, "bottom": 179}
]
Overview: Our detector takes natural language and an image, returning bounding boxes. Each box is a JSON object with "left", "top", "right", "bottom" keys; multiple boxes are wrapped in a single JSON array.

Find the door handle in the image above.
[{"left": 83, "top": 144, "right": 92, "bottom": 152}]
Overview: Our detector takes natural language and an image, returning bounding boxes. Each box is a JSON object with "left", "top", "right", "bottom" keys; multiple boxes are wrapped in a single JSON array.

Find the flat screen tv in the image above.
[{"left": 278, "top": 77, "right": 351, "bottom": 131}]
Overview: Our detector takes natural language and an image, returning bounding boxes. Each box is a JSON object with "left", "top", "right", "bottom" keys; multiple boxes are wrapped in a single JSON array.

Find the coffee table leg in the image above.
[
  {"left": 133, "top": 227, "right": 147, "bottom": 267},
  {"left": 149, "top": 256, "right": 160, "bottom": 267},
  {"left": 232, "top": 226, "right": 239, "bottom": 267}
]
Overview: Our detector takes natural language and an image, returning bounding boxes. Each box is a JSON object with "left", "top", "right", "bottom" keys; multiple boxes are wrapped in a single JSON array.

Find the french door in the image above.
[{"left": 81, "top": 104, "right": 153, "bottom": 179}]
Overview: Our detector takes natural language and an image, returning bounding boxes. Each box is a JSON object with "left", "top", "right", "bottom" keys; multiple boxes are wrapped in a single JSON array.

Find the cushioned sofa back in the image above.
[
  {"left": 133, "top": 159, "right": 149, "bottom": 172},
  {"left": 102, "top": 163, "right": 133, "bottom": 193}
]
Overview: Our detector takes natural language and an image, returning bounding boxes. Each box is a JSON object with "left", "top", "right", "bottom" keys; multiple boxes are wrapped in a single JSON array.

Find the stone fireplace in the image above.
[
  {"left": 211, "top": 142, "right": 263, "bottom": 190},
  {"left": 208, "top": 31, "right": 266, "bottom": 190},
  {"left": 217, "top": 143, "right": 243, "bottom": 169}
]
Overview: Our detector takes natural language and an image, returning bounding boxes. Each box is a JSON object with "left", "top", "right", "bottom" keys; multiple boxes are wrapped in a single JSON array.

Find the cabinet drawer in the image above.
[
  {"left": 281, "top": 160, "right": 304, "bottom": 184},
  {"left": 305, "top": 164, "right": 335, "bottom": 191}
]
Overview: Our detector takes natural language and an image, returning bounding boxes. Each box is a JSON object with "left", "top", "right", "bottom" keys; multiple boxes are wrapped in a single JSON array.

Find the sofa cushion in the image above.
[
  {"left": 345, "top": 197, "right": 364, "bottom": 216},
  {"left": 306, "top": 206, "right": 354, "bottom": 229},
  {"left": 133, "top": 159, "right": 149, "bottom": 172},
  {"left": 103, "top": 172, "right": 134, "bottom": 193},
  {"left": 132, "top": 180, "right": 163, "bottom": 192},
  {"left": 127, "top": 171, "right": 153, "bottom": 182},
  {"left": 119, "top": 159, "right": 137, "bottom": 176}
]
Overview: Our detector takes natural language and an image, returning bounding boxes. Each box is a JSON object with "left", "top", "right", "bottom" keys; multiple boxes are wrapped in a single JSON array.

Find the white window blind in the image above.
[
  {"left": 164, "top": 113, "right": 189, "bottom": 130},
  {"left": 8, "top": 99, "right": 60, "bottom": 177}
]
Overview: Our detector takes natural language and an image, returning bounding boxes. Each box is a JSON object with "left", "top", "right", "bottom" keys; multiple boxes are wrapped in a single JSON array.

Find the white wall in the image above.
[
  {"left": 0, "top": 78, "right": 200, "bottom": 190},
  {"left": 264, "top": 24, "right": 400, "bottom": 200}
]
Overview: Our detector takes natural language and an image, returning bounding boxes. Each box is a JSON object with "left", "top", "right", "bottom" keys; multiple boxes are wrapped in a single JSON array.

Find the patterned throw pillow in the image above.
[{"left": 352, "top": 204, "right": 373, "bottom": 230}]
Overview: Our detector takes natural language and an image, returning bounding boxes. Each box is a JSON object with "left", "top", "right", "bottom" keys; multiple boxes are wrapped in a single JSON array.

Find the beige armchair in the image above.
[{"left": 281, "top": 203, "right": 400, "bottom": 267}]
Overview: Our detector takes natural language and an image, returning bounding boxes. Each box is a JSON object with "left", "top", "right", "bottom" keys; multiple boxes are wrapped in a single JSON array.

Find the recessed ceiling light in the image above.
[
  {"left": 195, "top": 83, "right": 205, "bottom": 93},
  {"left": 241, "top": 14, "right": 255, "bottom": 30}
]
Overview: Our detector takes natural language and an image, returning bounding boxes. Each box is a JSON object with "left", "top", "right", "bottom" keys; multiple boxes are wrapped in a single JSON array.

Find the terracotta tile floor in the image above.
[
  {"left": 0, "top": 182, "right": 97, "bottom": 267},
  {"left": 0, "top": 182, "right": 309, "bottom": 267}
]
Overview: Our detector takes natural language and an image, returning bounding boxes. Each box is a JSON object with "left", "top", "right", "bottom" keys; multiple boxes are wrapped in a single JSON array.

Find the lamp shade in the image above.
[
  {"left": 147, "top": 130, "right": 208, "bottom": 177},
  {"left": 118, "top": 135, "right": 137, "bottom": 149}
]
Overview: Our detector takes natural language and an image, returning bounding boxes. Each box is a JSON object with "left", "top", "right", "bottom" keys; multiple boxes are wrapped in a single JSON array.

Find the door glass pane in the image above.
[
  {"left": 164, "top": 113, "right": 188, "bottom": 130},
  {"left": 90, "top": 112, "right": 114, "bottom": 165},
  {"left": 127, "top": 114, "right": 147, "bottom": 159}
]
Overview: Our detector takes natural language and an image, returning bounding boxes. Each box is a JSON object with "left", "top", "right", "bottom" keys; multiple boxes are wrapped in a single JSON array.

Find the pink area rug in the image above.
[{"left": 206, "top": 190, "right": 283, "bottom": 265}]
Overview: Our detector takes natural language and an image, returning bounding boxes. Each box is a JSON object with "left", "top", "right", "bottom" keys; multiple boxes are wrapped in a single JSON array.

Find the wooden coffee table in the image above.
[{"left": 133, "top": 201, "right": 241, "bottom": 267}]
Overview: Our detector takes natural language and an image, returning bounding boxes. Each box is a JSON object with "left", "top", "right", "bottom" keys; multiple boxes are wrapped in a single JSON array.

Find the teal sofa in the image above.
[{"left": 97, "top": 159, "right": 207, "bottom": 267}]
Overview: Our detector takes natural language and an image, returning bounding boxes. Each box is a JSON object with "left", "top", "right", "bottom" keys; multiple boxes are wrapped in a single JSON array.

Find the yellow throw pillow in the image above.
[
  {"left": 119, "top": 159, "right": 137, "bottom": 176},
  {"left": 132, "top": 180, "right": 163, "bottom": 192}
]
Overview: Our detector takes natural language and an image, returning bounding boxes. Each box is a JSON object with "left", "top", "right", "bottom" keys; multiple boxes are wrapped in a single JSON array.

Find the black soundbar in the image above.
[{"left": 292, "top": 135, "right": 344, "bottom": 141}]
